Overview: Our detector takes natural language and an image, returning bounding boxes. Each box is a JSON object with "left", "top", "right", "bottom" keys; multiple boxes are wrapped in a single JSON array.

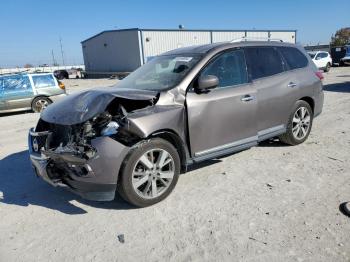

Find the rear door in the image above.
[
  {"left": 186, "top": 49, "right": 257, "bottom": 159},
  {"left": 1, "top": 75, "right": 34, "bottom": 111},
  {"left": 244, "top": 46, "right": 297, "bottom": 139}
]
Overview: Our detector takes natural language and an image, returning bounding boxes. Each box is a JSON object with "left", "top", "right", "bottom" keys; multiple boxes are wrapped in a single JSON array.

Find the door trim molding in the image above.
[
  {"left": 257, "top": 124, "right": 286, "bottom": 141},
  {"left": 191, "top": 137, "right": 257, "bottom": 163}
]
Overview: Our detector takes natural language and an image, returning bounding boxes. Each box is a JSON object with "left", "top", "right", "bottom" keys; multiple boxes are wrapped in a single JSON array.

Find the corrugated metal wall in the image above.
[
  {"left": 141, "top": 31, "right": 211, "bottom": 61},
  {"left": 82, "top": 29, "right": 297, "bottom": 73},
  {"left": 212, "top": 31, "right": 246, "bottom": 42},
  {"left": 269, "top": 31, "right": 296, "bottom": 43},
  {"left": 82, "top": 30, "right": 141, "bottom": 72},
  {"left": 246, "top": 31, "right": 269, "bottom": 39}
]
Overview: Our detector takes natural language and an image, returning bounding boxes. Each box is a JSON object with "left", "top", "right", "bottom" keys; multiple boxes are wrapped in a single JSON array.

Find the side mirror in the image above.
[
  {"left": 197, "top": 75, "right": 219, "bottom": 91},
  {"left": 315, "top": 56, "right": 321, "bottom": 60}
]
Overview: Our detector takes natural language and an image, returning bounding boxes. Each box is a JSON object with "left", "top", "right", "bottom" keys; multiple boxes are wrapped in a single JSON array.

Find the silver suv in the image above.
[{"left": 28, "top": 40, "right": 324, "bottom": 207}]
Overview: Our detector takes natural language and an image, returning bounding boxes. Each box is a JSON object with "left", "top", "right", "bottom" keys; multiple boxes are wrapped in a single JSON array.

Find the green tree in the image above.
[{"left": 330, "top": 27, "right": 350, "bottom": 46}]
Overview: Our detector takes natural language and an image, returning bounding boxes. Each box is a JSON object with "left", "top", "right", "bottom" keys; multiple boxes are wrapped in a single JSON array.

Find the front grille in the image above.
[
  {"left": 30, "top": 130, "right": 51, "bottom": 153},
  {"left": 35, "top": 119, "right": 75, "bottom": 149}
]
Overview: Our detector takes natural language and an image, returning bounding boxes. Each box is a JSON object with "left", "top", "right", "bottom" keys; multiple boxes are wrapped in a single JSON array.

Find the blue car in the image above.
[{"left": 0, "top": 73, "right": 66, "bottom": 113}]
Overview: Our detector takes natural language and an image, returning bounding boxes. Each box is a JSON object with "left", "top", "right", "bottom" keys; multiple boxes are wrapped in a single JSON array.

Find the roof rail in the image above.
[{"left": 230, "top": 37, "right": 284, "bottom": 43}]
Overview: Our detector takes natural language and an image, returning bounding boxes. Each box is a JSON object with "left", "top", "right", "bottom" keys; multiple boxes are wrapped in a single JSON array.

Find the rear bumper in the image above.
[
  {"left": 314, "top": 87, "right": 324, "bottom": 118},
  {"left": 28, "top": 128, "right": 130, "bottom": 201}
]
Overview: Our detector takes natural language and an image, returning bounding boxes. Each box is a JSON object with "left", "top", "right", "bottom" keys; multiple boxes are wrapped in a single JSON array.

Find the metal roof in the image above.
[{"left": 81, "top": 28, "right": 297, "bottom": 44}]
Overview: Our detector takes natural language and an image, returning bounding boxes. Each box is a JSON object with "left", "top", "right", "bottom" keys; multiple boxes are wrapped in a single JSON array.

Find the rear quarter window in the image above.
[
  {"left": 32, "top": 75, "right": 56, "bottom": 88},
  {"left": 244, "top": 47, "right": 284, "bottom": 80},
  {"left": 0, "top": 75, "right": 31, "bottom": 91},
  {"left": 278, "top": 47, "right": 308, "bottom": 70}
]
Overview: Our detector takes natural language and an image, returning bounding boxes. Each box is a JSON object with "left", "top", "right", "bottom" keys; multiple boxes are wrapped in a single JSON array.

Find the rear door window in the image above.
[
  {"left": 32, "top": 74, "right": 56, "bottom": 88},
  {"left": 201, "top": 49, "right": 248, "bottom": 88},
  {"left": 278, "top": 47, "right": 308, "bottom": 70},
  {"left": 1, "top": 75, "right": 32, "bottom": 93},
  {"left": 244, "top": 47, "right": 284, "bottom": 80}
]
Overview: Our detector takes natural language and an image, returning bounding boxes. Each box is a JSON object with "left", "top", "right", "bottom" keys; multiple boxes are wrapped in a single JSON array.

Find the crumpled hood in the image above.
[{"left": 41, "top": 87, "right": 158, "bottom": 125}]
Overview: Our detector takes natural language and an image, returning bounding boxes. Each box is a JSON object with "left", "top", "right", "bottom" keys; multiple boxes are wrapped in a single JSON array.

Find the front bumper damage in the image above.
[{"left": 28, "top": 128, "right": 130, "bottom": 201}]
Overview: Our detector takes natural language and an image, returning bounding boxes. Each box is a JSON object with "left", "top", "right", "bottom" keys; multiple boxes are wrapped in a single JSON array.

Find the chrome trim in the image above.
[
  {"left": 195, "top": 136, "right": 258, "bottom": 157},
  {"left": 29, "top": 129, "right": 51, "bottom": 136},
  {"left": 241, "top": 95, "right": 254, "bottom": 102},
  {"left": 287, "top": 82, "right": 297, "bottom": 88}
]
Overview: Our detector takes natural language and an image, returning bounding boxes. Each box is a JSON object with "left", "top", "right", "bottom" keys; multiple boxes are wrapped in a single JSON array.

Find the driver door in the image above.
[{"left": 186, "top": 49, "right": 258, "bottom": 160}]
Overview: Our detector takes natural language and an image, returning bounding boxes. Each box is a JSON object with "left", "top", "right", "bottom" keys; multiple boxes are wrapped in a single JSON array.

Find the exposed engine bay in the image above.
[{"left": 35, "top": 96, "right": 156, "bottom": 161}]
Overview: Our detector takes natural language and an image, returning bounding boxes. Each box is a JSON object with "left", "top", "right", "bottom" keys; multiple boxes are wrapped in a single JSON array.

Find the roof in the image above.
[
  {"left": 81, "top": 28, "right": 297, "bottom": 43},
  {"left": 162, "top": 41, "right": 296, "bottom": 56}
]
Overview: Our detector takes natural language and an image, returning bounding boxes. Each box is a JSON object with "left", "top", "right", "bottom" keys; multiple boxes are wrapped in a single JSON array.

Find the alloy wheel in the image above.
[
  {"left": 292, "top": 106, "right": 311, "bottom": 140},
  {"left": 34, "top": 99, "right": 49, "bottom": 112},
  {"left": 132, "top": 148, "right": 175, "bottom": 199}
]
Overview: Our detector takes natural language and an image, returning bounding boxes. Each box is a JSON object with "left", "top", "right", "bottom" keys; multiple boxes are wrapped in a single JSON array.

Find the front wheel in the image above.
[
  {"left": 118, "top": 138, "right": 180, "bottom": 207},
  {"left": 279, "top": 100, "right": 313, "bottom": 145}
]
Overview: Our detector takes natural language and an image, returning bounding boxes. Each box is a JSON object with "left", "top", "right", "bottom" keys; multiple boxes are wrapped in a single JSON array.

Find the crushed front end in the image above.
[{"left": 28, "top": 111, "right": 133, "bottom": 201}]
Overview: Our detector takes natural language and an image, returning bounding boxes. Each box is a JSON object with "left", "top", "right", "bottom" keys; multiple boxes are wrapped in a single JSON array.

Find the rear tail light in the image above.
[
  {"left": 315, "top": 71, "right": 324, "bottom": 81},
  {"left": 58, "top": 81, "right": 65, "bottom": 90}
]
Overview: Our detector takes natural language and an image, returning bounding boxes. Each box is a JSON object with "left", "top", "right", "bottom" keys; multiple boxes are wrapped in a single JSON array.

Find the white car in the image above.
[{"left": 308, "top": 51, "right": 332, "bottom": 72}]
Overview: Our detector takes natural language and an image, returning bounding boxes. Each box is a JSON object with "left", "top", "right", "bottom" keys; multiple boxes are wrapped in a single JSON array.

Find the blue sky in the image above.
[{"left": 0, "top": 0, "right": 348, "bottom": 67}]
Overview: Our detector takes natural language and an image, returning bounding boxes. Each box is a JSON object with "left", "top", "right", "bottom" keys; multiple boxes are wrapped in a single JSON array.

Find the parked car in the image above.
[
  {"left": 340, "top": 45, "right": 350, "bottom": 65},
  {"left": 53, "top": 69, "right": 69, "bottom": 80},
  {"left": 28, "top": 40, "right": 324, "bottom": 207},
  {"left": 308, "top": 51, "right": 332, "bottom": 72},
  {"left": 0, "top": 73, "right": 66, "bottom": 113}
]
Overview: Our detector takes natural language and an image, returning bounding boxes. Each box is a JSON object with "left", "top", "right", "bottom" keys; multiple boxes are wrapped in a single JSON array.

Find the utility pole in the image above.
[
  {"left": 51, "top": 49, "right": 57, "bottom": 66},
  {"left": 59, "top": 37, "right": 65, "bottom": 67}
]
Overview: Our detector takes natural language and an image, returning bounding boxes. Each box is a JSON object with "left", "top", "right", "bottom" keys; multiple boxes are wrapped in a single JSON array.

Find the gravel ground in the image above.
[{"left": 0, "top": 67, "right": 350, "bottom": 262}]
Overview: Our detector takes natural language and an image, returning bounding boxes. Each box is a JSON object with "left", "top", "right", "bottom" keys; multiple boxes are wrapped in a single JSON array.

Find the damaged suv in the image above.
[{"left": 28, "top": 40, "right": 324, "bottom": 207}]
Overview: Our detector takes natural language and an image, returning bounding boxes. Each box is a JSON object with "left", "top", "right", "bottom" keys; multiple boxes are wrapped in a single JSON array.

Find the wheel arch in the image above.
[
  {"left": 299, "top": 96, "right": 315, "bottom": 113},
  {"left": 149, "top": 129, "right": 189, "bottom": 173},
  {"left": 31, "top": 95, "right": 52, "bottom": 108}
]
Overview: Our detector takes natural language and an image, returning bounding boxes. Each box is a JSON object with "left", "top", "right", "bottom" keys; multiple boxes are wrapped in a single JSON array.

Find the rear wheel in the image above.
[
  {"left": 31, "top": 96, "right": 51, "bottom": 113},
  {"left": 279, "top": 100, "right": 313, "bottom": 145},
  {"left": 118, "top": 138, "right": 180, "bottom": 207},
  {"left": 324, "top": 63, "right": 331, "bottom": 72}
]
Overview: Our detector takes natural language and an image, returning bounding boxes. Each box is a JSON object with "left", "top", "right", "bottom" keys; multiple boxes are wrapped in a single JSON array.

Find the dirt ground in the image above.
[{"left": 0, "top": 67, "right": 350, "bottom": 262}]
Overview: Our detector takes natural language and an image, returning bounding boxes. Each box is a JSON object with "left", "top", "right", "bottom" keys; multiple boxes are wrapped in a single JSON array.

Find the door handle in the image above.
[
  {"left": 288, "top": 82, "right": 297, "bottom": 88},
  {"left": 241, "top": 94, "right": 254, "bottom": 102}
]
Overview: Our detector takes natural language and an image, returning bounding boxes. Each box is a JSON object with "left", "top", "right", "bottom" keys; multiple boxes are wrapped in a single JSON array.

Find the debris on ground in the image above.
[
  {"left": 117, "top": 234, "right": 125, "bottom": 243},
  {"left": 339, "top": 202, "right": 350, "bottom": 217},
  {"left": 266, "top": 183, "right": 273, "bottom": 189},
  {"left": 327, "top": 156, "right": 344, "bottom": 162},
  {"left": 248, "top": 237, "right": 267, "bottom": 245}
]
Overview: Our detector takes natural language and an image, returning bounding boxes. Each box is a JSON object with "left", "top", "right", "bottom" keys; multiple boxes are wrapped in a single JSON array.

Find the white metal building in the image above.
[{"left": 81, "top": 28, "right": 297, "bottom": 76}]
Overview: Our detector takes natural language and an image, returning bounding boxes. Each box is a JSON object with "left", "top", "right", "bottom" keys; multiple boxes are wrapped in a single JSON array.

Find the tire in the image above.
[
  {"left": 117, "top": 138, "right": 180, "bottom": 207},
  {"left": 324, "top": 63, "right": 331, "bottom": 72},
  {"left": 31, "top": 96, "right": 52, "bottom": 113},
  {"left": 279, "top": 100, "right": 313, "bottom": 146}
]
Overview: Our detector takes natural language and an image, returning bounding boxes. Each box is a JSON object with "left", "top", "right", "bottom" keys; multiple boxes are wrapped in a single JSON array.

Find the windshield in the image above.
[
  {"left": 308, "top": 53, "right": 316, "bottom": 59},
  {"left": 116, "top": 55, "right": 201, "bottom": 91}
]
